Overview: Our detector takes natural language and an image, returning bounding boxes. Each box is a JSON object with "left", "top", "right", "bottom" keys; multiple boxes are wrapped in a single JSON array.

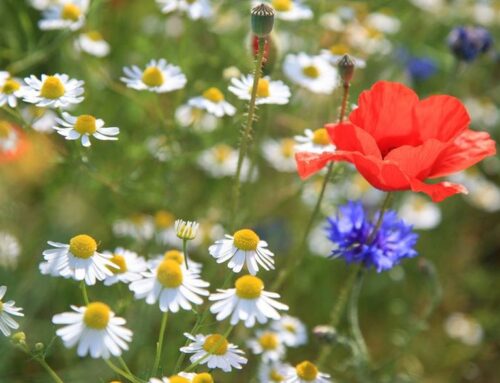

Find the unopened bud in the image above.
[
  {"left": 35, "top": 342, "right": 44, "bottom": 352},
  {"left": 313, "top": 325, "right": 337, "bottom": 343},
  {"left": 251, "top": 3, "right": 275, "bottom": 37},
  {"left": 337, "top": 54, "right": 355, "bottom": 84},
  {"left": 11, "top": 331, "right": 26, "bottom": 345}
]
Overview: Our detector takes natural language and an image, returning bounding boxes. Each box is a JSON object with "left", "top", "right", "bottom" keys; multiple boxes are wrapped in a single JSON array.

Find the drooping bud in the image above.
[
  {"left": 251, "top": 3, "right": 275, "bottom": 38},
  {"left": 337, "top": 54, "right": 355, "bottom": 85}
]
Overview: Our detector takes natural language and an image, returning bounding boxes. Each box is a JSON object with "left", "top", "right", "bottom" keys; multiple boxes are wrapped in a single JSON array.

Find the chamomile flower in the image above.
[
  {"left": 247, "top": 330, "right": 286, "bottom": 363},
  {"left": 153, "top": 210, "right": 177, "bottom": 244},
  {"left": 180, "top": 333, "right": 248, "bottom": 372},
  {"left": 40, "top": 235, "right": 117, "bottom": 285},
  {"left": 228, "top": 75, "right": 291, "bottom": 105},
  {"left": 129, "top": 259, "right": 209, "bottom": 312},
  {"left": 175, "top": 104, "right": 218, "bottom": 132},
  {"left": 283, "top": 53, "right": 338, "bottom": 94},
  {"left": 156, "top": 0, "right": 213, "bottom": 20},
  {"left": 150, "top": 373, "right": 216, "bottom": 383},
  {"left": 103, "top": 248, "right": 148, "bottom": 286},
  {"left": 29, "top": 0, "right": 60, "bottom": 10},
  {"left": 0, "top": 232, "right": 21, "bottom": 269},
  {"left": 209, "top": 229, "right": 274, "bottom": 275},
  {"left": 271, "top": 315, "right": 307, "bottom": 347},
  {"left": 262, "top": 0, "right": 313, "bottom": 21},
  {"left": 260, "top": 362, "right": 294, "bottom": 383},
  {"left": 0, "top": 286, "right": 24, "bottom": 337},
  {"left": 197, "top": 144, "right": 256, "bottom": 181},
  {"left": 188, "top": 88, "right": 236, "bottom": 118},
  {"left": 54, "top": 112, "right": 119, "bottom": 147},
  {"left": 38, "top": 0, "right": 89, "bottom": 31},
  {"left": 262, "top": 138, "right": 297, "bottom": 173},
  {"left": 0, "top": 72, "right": 24, "bottom": 108},
  {"left": 0, "top": 121, "right": 23, "bottom": 159},
  {"left": 285, "top": 361, "right": 331, "bottom": 382},
  {"left": 113, "top": 214, "right": 155, "bottom": 242},
  {"left": 75, "top": 31, "right": 110, "bottom": 57},
  {"left": 294, "top": 128, "right": 335, "bottom": 154},
  {"left": 399, "top": 195, "right": 442, "bottom": 230},
  {"left": 21, "top": 107, "right": 57, "bottom": 133},
  {"left": 209, "top": 275, "right": 289, "bottom": 327},
  {"left": 121, "top": 59, "right": 187, "bottom": 93},
  {"left": 53, "top": 302, "right": 132, "bottom": 358},
  {"left": 23, "top": 74, "right": 84, "bottom": 108}
]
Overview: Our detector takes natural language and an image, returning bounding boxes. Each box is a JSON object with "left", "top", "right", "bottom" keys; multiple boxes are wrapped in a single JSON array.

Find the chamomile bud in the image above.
[
  {"left": 251, "top": 3, "right": 275, "bottom": 37},
  {"left": 175, "top": 219, "right": 199, "bottom": 241}
]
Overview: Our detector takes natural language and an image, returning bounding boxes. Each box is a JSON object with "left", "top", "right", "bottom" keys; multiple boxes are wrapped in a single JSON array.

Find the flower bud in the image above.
[
  {"left": 251, "top": 3, "right": 275, "bottom": 37},
  {"left": 313, "top": 325, "right": 337, "bottom": 343},
  {"left": 35, "top": 342, "right": 45, "bottom": 351},
  {"left": 337, "top": 54, "right": 355, "bottom": 84},
  {"left": 175, "top": 219, "right": 199, "bottom": 241},
  {"left": 11, "top": 331, "right": 26, "bottom": 345}
]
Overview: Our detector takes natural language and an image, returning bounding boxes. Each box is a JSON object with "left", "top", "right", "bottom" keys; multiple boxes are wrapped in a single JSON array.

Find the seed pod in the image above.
[
  {"left": 337, "top": 54, "right": 355, "bottom": 85},
  {"left": 251, "top": 3, "right": 275, "bottom": 38}
]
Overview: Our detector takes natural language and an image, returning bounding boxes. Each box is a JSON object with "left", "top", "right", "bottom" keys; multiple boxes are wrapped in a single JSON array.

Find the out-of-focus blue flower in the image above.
[
  {"left": 407, "top": 57, "right": 437, "bottom": 81},
  {"left": 448, "top": 26, "right": 493, "bottom": 62},
  {"left": 325, "top": 201, "right": 418, "bottom": 272}
]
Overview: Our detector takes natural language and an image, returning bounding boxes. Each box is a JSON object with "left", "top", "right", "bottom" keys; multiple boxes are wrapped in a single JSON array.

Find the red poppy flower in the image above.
[{"left": 295, "top": 81, "right": 496, "bottom": 202}]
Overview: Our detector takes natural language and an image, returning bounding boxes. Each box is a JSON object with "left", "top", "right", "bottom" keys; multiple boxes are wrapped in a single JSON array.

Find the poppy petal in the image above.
[
  {"left": 295, "top": 151, "right": 336, "bottom": 179},
  {"left": 326, "top": 122, "right": 382, "bottom": 159},
  {"left": 408, "top": 179, "right": 468, "bottom": 202}
]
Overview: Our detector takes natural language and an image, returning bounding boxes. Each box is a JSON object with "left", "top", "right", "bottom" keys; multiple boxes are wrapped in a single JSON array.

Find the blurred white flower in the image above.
[
  {"left": 175, "top": 104, "right": 219, "bottom": 131},
  {"left": 365, "top": 12, "right": 401, "bottom": 34},
  {"left": 197, "top": 144, "right": 257, "bottom": 181},
  {"left": 0, "top": 286, "right": 24, "bottom": 337},
  {"left": 229, "top": 75, "right": 291, "bottom": 105},
  {"left": 247, "top": 330, "right": 286, "bottom": 363},
  {"left": 75, "top": 31, "right": 110, "bottom": 57},
  {"left": 444, "top": 312, "right": 483, "bottom": 346},
  {"left": 259, "top": 362, "right": 294, "bottom": 383},
  {"left": 284, "top": 53, "right": 339, "bottom": 94},
  {"left": 262, "top": 138, "right": 297, "bottom": 173},
  {"left": 271, "top": 315, "right": 308, "bottom": 347},
  {"left": 157, "top": 0, "right": 212, "bottom": 20},
  {"left": 121, "top": 59, "right": 187, "bottom": 93},
  {"left": 0, "top": 232, "right": 20, "bottom": 269},
  {"left": 21, "top": 107, "right": 57, "bottom": 133},
  {"left": 23, "top": 74, "right": 84, "bottom": 108},
  {"left": 410, "top": 0, "right": 444, "bottom": 13},
  {"left": 320, "top": 49, "right": 366, "bottom": 69},
  {"left": 188, "top": 88, "right": 236, "bottom": 117},
  {"left": 464, "top": 98, "right": 499, "bottom": 128},
  {"left": 54, "top": 112, "right": 119, "bottom": 147},
  {"left": 295, "top": 128, "right": 335, "bottom": 154},
  {"left": 285, "top": 360, "right": 331, "bottom": 382},
  {"left": 308, "top": 223, "right": 333, "bottom": 257},
  {"left": 257, "top": 0, "right": 313, "bottom": 21},
  {"left": 38, "top": 0, "right": 89, "bottom": 31},
  {"left": 450, "top": 170, "right": 500, "bottom": 213},
  {"left": 0, "top": 71, "right": 25, "bottom": 108},
  {"left": 0, "top": 121, "right": 21, "bottom": 155},
  {"left": 399, "top": 195, "right": 442, "bottom": 230},
  {"left": 103, "top": 248, "right": 148, "bottom": 286},
  {"left": 113, "top": 214, "right": 155, "bottom": 241}
]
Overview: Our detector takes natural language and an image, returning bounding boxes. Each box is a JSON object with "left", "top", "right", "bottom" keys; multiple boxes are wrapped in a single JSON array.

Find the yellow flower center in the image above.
[
  {"left": 302, "top": 65, "right": 320, "bottom": 79},
  {"left": 168, "top": 376, "right": 190, "bottom": 383},
  {"left": 259, "top": 332, "right": 279, "bottom": 350},
  {"left": 154, "top": 210, "right": 175, "bottom": 228},
  {"left": 62, "top": 4, "right": 82, "bottom": 21},
  {"left": 186, "top": 0, "right": 197, "bottom": 3},
  {"left": 74, "top": 115, "right": 97, "bottom": 134},
  {"left": 233, "top": 229, "right": 260, "bottom": 251},
  {"left": 272, "top": 0, "right": 292, "bottom": 12},
  {"left": 329, "top": 43, "right": 350, "bottom": 55},
  {"left": 157, "top": 259, "right": 183, "bottom": 288},
  {"left": 142, "top": 66, "right": 164, "bottom": 87},
  {"left": 214, "top": 144, "right": 232, "bottom": 163},
  {"left": 69, "top": 234, "right": 97, "bottom": 259},
  {"left": 296, "top": 361, "right": 318, "bottom": 381},
  {"left": 203, "top": 87, "right": 224, "bottom": 103},
  {"left": 280, "top": 138, "right": 296, "bottom": 158},
  {"left": 0, "top": 121, "right": 12, "bottom": 138},
  {"left": 193, "top": 373, "right": 214, "bottom": 383},
  {"left": 256, "top": 78, "right": 270, "bottom": 98},
  {"left": 164, "top": 250, "right": 184, "bottom": 265},
  {"left": 203, "top": 334, "right": 229, "bottom": 355},
  {"left": 284, "top": 323, "right": 297, "bottom": 333},
  {"left": 83, "top": 302, "right": 111, "bottom": 330},
  {"left": 2, "top": 79, "right": 20, "bottom": 94},
  {"left": 269, "top": 370, "right": 284, "bottom": 381},
  {"left": 235, "top": 275, "right": 264, "bottom": 299},
  {"left": 86, "top": 31, "right": 103, "bottom": 41},
  {"left": 109, "top": 254, "right": 127, "bottom": 274},
  {"left": 312, "top": 128, "right": 330, "bottom": 146},
  {"left": 40, "top": 76, "right": 65, "bottom": 99}
]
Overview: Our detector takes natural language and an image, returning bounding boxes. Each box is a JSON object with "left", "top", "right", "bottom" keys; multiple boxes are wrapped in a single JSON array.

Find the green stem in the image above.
[
  {"left": 118, "top": 356, "right": 134, "bottom": 376},
  {"left": 184, "top": 326, "right": 234, "bottom": 372},
  {"left": 80, "top": 281, "right": 89, "bottom": 305},
  {"left": 349, "top": 269, "right": 369, "bottom": 362},
  {"left": 152, "top": 312, "right": 169, "bottom": 375},
  {"left": 36, "top": 358, "right": 64, "bottom": 383},
  {"left": 105, "top": 359, "right": 143, "bottom": 383},
  {"left": 182, "top": 239, "right": 190, "bottom": 271}
]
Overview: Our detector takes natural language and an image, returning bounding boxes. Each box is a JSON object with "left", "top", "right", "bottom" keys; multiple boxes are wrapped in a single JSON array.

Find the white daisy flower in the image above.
[
  {"left": 52, "top": 302, "right": 132, "bottom": 358},
  {"left": 23, "top": 73, "right": 84, "bottom": 108},
  {"left": 262, "top": 138, "right": 297, "bottom": 173},
  {"left": 365, "top": 12, "right": 401, "bottom": 34},
  {"left": 285, "top": 360, "right": 331, "bottom": 383},
  {"left": 0, "top": 232, "right": 21, "bottom": 269},
  {"left": 75, "top": 31, "right": 110, "bottom": 57},
  {"left": 153, "top": 210, "right": 177, "bottom": 244},
  {"left": 103, "top": 248, "right": 148, "bottom": 286},
  {"left": 156, "top": 0, "right": 213, "bottom": 20},
  {"left": 148, "top": 250, "right": 203, "bottom": 275},
  {"left": 175, "top": 104, "right": 219, "bottom": 132},
  {"left": 29, "top": 0, "right": 60, "bottom": 10},
  {"left": 209, "top": 275, "right": 289, "bottom": 327},
  {"left": 294, "top": 128, "right": 335, "bottom": 154},
  {"left": 271, "top": 315, "right": 308, "bottom": 347},
  {"left": 320, "top": 49, "right": 366, "bottom": 69},
  {"left": 40, "top": 234, "right": 117, "bottom": 285},
  {"left": 38, "top": 0, "right": 89, "bottom": 31},
  {"left": 399, "top": 195, "right": 441, "bottom": 230},
  {"left": 129, "top": 258, "right": 209, "bottom": 312},
  {"left": 113, "top": 214, "right": 155, "bottom": 242},
  {"left": 0, "top": 72, "right": 25, "bottom": 108},
  {"left": 180, "top": 332, "right": 248, "bottom": 372},
  {"left": 0, "top": 121, "right": 21, "bottom": 155},
  {"left": 54, "top": 112, "right": 119, "bottom": 147},
  {"left": 197, "top": 144, "right": 256, "bottom": 181},
  {"left": 283, "top": 53, "right": 339, "bottom": 94},
  {"left": 21, "top": 107, "right": 57, "bottom": 133},
  {"left": 260, "top": 0, "right": 313, "bottom": 21},
  {"left": 0, "top": 286, "right": 24, "bottom": 337},
  {"left": 247, "top": 330, "right": 286, "bottom": 363},
  {"left": 260, "top": 362, "right": 294, "bottom": 383},
  {"left": 209, "top": 228, "right": 274, "bottom": 275},
  {"left": 121, "top": 59, "right": 187, "bottom": 93},
  {"left": 175, "top": 219, "right": 199, "bottom": 241},
  {"left": 228, "top": 75, "right": 291, "bottom": 105},
  {"left": 187, "top": 88, "right": 236, "bottom": 118}
]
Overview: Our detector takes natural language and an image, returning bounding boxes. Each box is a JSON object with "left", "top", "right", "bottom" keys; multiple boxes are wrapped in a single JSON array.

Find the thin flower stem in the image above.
[
  {"left": 80, "top": 281, "right": 89, "bottom": 305},
  {"left": 182, "top": 239, "right": 190, "bottom": 271},
  {"left": 349, "top": 268, "right": 369, "bottom": 362},
  {"left": 231, "top": 36, "right": 266, "bottom": 229},
  {"left": 118, "top": 356, "right": 134, "bottom": 376},
  {"left": 153, "top": 312, "right": 169, "bottom": 376},
  {"left": 105, "top": 359, "right": 143, "bottom": 383},
  {"left": 173, "top": 311, "right": 203, "bottom": 373},
  {"left": 36, "top": 357, "right": 64, "bottom": 383}
]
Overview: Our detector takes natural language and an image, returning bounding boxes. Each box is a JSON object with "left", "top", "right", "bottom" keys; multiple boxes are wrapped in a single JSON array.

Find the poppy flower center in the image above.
[
  {"left": 69, "top": 234, "right": 97, "bottom": 259},
  {"left": 40, "top": 76, "right": 65, "bottom": 99},
  {"left": 312, "top": 128, "right": 330, "bottom": 145},
  {"left": 259, "top": 332, "right": 279, "bottom": 350},
  {"left": 270, "top": 369, "right": 285, "bottom": 381},
  {"left": 203, "top": 87, "right": 224, "bottom": 102},
  {"left": 296, "top": 361, "right": 318, "bottom": 381},
  {"left": 61, "top": 4, "right": 81, "bottom": 21},
  {"left": 329, "top": 43, "right": 349, "bottom": 55},
  {"left": 142, "top": 67, "right": 164, "bottom": 87},
  {"left": 0, "top": 121, "right": 12, "bottom": 138},
  {"left": 154, "top": 210, "right": 174, "bottom": 228},
  {"left": 235, "top": 275, "right": 264, "bottom": 299},
  {"left": 2, "top": 79, "right": 20, "bottom": 94},
  {"left": 203, "top": 334, "right": 228, "bottom": 355},
  {"left": 157, "top": 259, "right": 183, "bottom": 288},
  {"left": 74, "top": 115, "right": 97, "bottom": 134},
  {"left": 256, "top": 78, "right": 270, "bottom": 98},
  {"left": 86, "top": 31, "right": 103, "bottom": 41},
  {"left": 233, "top": 229, "right": 260, "bottom": 251},
  {"left": 303, "top": 65, "right": 319, "bottom": 78},
  {"left": 109, "top": 254, "right": 127, "bottom": 274},
  {"left": 272, "top": 0, "right": 292, "bottom": 11},
  {"left": 280, "top": 138, "right": 296, "bottom": 158},
  {"left": 168, "top": 376, "right": 190, "bottom": 383},
  {"left": 193, "top": 372, "right": 213, "bottom": 383},
  {"left": 83, "top": 302, "right": 110, "bottom": 329},
  {"left": 214, "top": 144, "right": 232, "bottom": 163},
  {"left": 164, "top": 250, "right": 184, "bottom": 265}
]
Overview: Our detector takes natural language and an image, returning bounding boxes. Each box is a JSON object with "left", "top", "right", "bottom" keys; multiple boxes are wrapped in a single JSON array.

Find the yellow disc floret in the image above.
[
  {"left": 259, "top": 332, "right": 279, "bottom": 350},
  {"left": 296, "top": 361, "right": 318, "bottom": 381},
  {"left": 83, "top": 302, "right": 111, "bottom": 330},
  {"left": 280, "top": 138, "right": 295, "bottom": 158},
  {"left": 284, "top": 323, "right": 297, "bottom": 333},
  {"left": 142, "top": 67, "right": 164, "bottom": 87},
  {"left": 61, "top": 4, "right": 81, "bottom": 21},
  {"left": 86, "top": 31, "right": 103, "bottom": 41},
  {"left": 157, "top": 259, "right": 183, "bottom": 288},
  {"left": 164, "top": 250, "right": 184, "bottom": 265},
  {"left": 233, "top": 229, "right": 260, "bottom": 251},
  {"left": 2, "top": 79, "right": 20, "bottom": 94},
  {"left": 256, "top": 78, "right": 270, "bottom": 98},
  {"left": 302, "top": 65, "right": 320, "bottom": 79},
  {"left": 74, "top": 115, "right": 97, "bottom": 135},
  {"left": 203, "top": 87, "right": 224, "bottom": 102},
  {"left": 40, "top": 76, "right": 65, "bottom": 99},
  {"left": 330, "top": 43, "right": 350, "bottom": 55},
  {"left": 168, "top": 376, "right": 190, "bottom": 383},
  {"left": 193, "top": 373, "right": 214, "bottom": 383},
  {"left": 214, "top": 144, "right": 232, "bottom": 163},
  {"left": 69, "top": 234, "right": 97, "bottom": 259},
  {"left": 0, "top": 121, "right": 12, "bottom": 138},
  {"left": 109, "top": 254, "right": 127, "bottom": 274},
  {"left": 269, "top": 369, "right": 285, "bottom": 381},
  {"left": 154, "top": 210, "right": 175, "bottom": 228},
  {"left": 235, "top": 275, "right": 264, "bottom": 299},
  {"left": 312, "top": 128, "right": 330, "bottom": 146},
  {"left": 203, "top": 334, "right": 228, "bottom": 355},
  {"left": 272, "top": 0, "right": 292, "bottom": 12}
]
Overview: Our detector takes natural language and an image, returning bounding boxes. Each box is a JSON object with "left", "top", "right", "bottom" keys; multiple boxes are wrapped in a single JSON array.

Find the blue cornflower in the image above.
[
  {"left": 325, "top": 201, "right": 418, "bottom": 272},
  {"left": 448, "top": 26, "right": 493, "bottom": 62},
  {"left": 407, "top": 57, "right": 437, "bottom": 81}
]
